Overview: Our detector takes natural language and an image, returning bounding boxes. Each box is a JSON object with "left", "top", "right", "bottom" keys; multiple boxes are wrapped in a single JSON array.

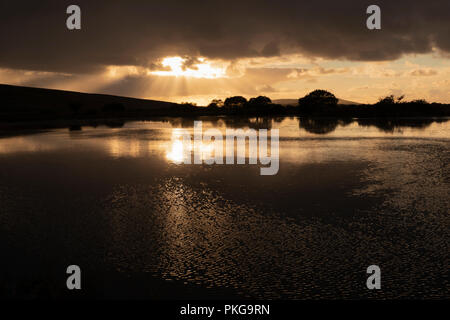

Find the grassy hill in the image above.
[{"left": 0, "top": 84, "right": 181, "bottom": 121}]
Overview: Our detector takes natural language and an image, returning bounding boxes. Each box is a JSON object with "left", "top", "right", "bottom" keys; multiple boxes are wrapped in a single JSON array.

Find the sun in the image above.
[{"left": 151, "top": 56, "right": 226, "bottom": 79}]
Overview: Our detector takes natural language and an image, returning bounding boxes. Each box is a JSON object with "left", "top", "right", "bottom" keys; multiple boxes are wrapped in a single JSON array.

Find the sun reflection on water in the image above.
[{"left": 165, "top": 129, "right": 216, "bottom": 164}]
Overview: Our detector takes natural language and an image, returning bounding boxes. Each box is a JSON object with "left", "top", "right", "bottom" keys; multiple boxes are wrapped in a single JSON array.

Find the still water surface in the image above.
[{"left": 0, "top": 117, "right": 449, "bottom": 299}]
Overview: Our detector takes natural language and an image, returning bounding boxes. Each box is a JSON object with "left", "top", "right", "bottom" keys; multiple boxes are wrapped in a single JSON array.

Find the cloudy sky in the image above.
[{"left": 0, "top": 0, "right": 449, "bottom": 105}]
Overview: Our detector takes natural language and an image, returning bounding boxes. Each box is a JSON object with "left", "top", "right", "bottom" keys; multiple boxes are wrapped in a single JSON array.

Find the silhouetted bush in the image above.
[
  {"left": 181, "top": 102, "right": 197, "bottom": 107},
  {"left": 208, "top": 99, "right": 224, "bottom": 109},
  {"left": 207, "top": 103, "right": 219, "bottom": 110},
  {"left": 409, "top": 99, "right": 428, "bottom": 105},
  {"left": 376, "top": 95, "right": 404, "bottom": 105}
]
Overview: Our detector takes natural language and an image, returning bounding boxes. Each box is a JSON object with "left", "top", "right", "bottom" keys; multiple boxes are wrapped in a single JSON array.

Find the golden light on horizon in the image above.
[{"left": 151, "top": 56, "right": 226, "bottom": 79}]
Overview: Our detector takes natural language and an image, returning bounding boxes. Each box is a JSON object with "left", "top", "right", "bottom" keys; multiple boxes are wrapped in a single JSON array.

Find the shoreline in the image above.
[{"left": 1, "top": 115, "right": 449, "bottom": 134}]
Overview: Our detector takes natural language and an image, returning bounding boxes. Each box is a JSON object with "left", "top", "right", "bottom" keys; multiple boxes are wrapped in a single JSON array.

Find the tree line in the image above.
[
  {"left": 204, "top": 89, "right": 436, "bottom": 109},
  {"left": 175, "top": 89, "right": 448, "bottom": 117}
]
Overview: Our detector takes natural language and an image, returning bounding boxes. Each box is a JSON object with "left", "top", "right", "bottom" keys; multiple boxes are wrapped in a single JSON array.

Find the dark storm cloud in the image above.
[
  {"left": 0, "top": 0, "right": 449, "bottom": 73},
  {"left": 261, "top": 41, "right": 281, "bottom": 57}
]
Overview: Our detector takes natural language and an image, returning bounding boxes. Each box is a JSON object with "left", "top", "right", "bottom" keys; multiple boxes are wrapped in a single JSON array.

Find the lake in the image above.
[{"left": 0, "top": 117, "right": 449, "bottom": 299}]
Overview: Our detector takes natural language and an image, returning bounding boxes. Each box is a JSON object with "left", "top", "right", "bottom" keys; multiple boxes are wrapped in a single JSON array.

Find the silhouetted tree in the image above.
[
  {"left": 298, "top": 90, "right": 338, "bottom": 107},
  {"left": 224, "top": 96, "right": 247, "bottom": 107},
  {"left": 249, "top": 96, "right": 272, "bottom": 106},
  {"left": 208, "top": 99, "right": 224, "bottom": 108}
]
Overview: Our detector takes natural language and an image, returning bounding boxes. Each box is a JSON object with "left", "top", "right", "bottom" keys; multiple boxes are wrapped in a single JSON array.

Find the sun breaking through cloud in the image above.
[{"left": 151, "top": 57, "right": 227, "bottom": 79}]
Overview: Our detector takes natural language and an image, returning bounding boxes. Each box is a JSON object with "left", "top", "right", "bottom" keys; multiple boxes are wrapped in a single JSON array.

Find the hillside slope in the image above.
[{"left": 0, "top": 84, "right": 179, "bottom": 118}]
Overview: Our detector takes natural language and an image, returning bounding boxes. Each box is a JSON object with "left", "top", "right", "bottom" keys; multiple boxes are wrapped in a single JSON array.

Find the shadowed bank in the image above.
[{"left": 1, "top": 85, "right": 449, "bottom": 130}]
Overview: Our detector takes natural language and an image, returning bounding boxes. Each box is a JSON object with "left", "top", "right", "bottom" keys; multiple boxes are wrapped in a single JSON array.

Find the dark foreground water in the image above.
[{"left": 0, "top": 117, "right": 449, "bottom": 299}]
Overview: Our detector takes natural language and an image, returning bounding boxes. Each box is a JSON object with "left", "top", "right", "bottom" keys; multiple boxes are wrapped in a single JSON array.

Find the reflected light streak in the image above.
[{"left": 165, "top": 129, "right": 216, "bottom": 164}]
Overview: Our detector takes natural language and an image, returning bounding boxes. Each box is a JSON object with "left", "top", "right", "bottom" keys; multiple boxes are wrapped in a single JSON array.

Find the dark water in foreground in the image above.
[{"left": 0, "top": 117, "right": 449, "bottom": 299}]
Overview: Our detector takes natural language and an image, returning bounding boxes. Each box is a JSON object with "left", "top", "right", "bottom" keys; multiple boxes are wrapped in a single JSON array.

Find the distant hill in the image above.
[
  {"left": 273, "top": 98, "right": 361, "bottom": 106},
  {"left": 0, "top": 84, "right": 179, "bottom": 119}
]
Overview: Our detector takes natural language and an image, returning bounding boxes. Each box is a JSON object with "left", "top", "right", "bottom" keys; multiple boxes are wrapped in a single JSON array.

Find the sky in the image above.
[{"left": 0, "top": 0, "right": 449, "bottom": 105}]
